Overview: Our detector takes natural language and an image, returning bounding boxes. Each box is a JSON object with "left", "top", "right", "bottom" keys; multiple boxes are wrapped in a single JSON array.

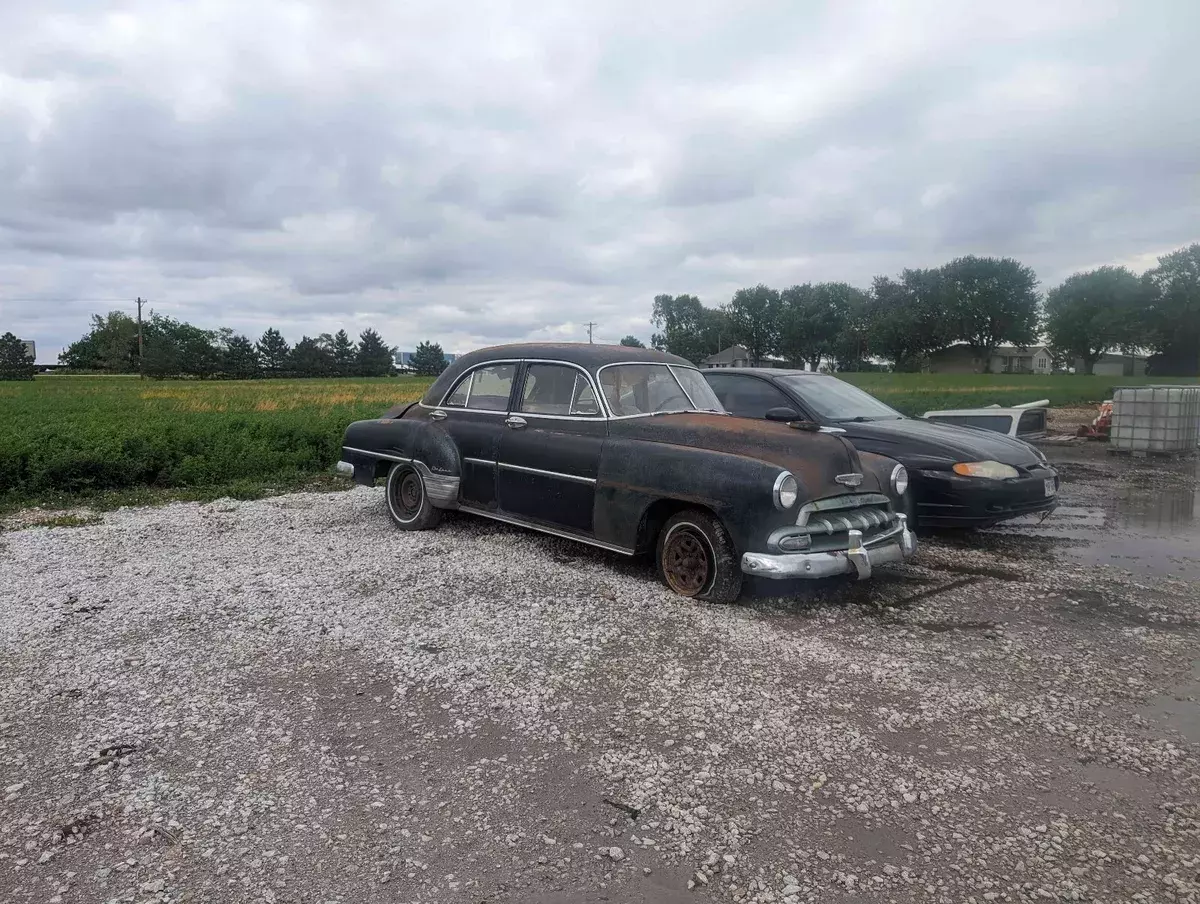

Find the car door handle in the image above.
[
  {"left": 429, "top": 409, "right": 447, "bottom": 421},
  {"left": 505, "top": 416, "right": 527, "bottom": 430}
]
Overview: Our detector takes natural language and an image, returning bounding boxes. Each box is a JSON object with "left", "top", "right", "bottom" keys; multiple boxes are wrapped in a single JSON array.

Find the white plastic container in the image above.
[{"left": 1109, "top": 385, "right": 1200, "bottom": 453}]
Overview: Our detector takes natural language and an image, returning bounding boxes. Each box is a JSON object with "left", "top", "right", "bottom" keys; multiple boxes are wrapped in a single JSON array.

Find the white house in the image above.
[{"left": 926, "top": 344, "right": 1053, "bottom": 374}]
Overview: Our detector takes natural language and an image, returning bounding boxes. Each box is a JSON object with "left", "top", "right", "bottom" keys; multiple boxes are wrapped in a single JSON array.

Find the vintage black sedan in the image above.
[
  {"left": 702, "top": 368, "right": 1059, "bottom": 529},
  {"left": 339, "top": 344, "right": 916, "bottom": 603}
]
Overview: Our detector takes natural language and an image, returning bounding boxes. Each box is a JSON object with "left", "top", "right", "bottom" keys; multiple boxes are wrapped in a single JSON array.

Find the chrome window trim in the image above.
[
  {"left": 438, "top": 359, "right": 522, "bottom": 410},
  {"left": 458, "top": 505, "right": 634, "bottom": 555},
  {"left": 517, "top": 359, "right": 608, "bottom": 419},
  {"left": 666, "top": 364, "right": 698, "bottom": 409},
  {"left": 595, "top": 361, "right": 725, "bottom": 420},
  {"left": 497, "top": 461, "right": 597, "bottom": 485}
]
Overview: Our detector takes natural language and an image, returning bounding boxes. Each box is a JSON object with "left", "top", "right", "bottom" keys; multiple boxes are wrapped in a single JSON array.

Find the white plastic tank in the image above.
[{"left": 1109, "top": 385, "right": 1200, "bottom": 453}]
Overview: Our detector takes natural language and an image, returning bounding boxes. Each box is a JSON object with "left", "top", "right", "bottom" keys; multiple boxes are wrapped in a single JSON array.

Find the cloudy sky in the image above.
[{"left": 0, "top": 1, "right": 1196, "bottom": 361}]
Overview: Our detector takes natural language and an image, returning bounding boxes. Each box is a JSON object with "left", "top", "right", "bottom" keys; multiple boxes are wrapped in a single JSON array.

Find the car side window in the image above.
[
  {"left": 443, "top": 364, "right": 515, "bottom": 411},
  {"left": 519, "top": 364, "right": 602, "bottom": 417},
  {"left": 706, "top": 375, "right": 791, "bottom": 419}
]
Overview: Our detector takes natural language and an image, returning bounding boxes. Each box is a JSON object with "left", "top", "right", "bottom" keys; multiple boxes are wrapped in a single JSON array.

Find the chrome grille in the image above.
[{"left": 793, "top": 493, "right": 895, "bottom": 551}]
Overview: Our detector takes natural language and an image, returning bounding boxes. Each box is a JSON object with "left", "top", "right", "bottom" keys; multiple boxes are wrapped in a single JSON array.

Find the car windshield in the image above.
[
  {"left": 777, "top": 375, "right": 902, "bottom": 422},
  {"left": 599, "top": 364, "right": 724, "bottom": 417}
]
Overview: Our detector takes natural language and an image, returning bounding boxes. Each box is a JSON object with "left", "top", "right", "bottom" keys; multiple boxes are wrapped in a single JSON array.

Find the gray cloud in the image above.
[{"left": 0, "top": 0, "right": 1197, "bottom": 360}]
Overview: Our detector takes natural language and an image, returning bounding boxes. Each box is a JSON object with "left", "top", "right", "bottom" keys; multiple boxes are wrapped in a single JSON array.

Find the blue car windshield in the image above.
[{"left": 778, "top": 375, "right": 903, "bottom": 422}]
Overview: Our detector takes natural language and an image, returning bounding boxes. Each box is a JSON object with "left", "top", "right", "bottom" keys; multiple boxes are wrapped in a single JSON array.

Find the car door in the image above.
[
  {"left": 704, "top": 373, "right": 802, "bottom": 419},
  {"left": 429, "top": 361, "right": 518, "bottom": 509},
  {"left": 496, "top": 361, "right": 607, "bottom": 534}
]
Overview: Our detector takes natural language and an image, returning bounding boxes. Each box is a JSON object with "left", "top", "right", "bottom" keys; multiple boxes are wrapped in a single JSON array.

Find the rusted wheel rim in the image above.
[
  {"left": 663, "top": 527, "right": 711, "bottom": 596},
  {"left": 395, "top": 471, "right": 423, "bottom": 518}
]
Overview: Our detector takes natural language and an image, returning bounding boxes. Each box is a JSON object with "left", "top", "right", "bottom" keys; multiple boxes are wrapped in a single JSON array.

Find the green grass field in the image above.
[
  {"left": 838, "top": 372, "right": 1198, "bottom": 414},
  {"left": 1, "top": 372, "right": 1195, "bottom": 511},
  {"left": 0, "top": 375, "right": 432, "bottom": 511}
]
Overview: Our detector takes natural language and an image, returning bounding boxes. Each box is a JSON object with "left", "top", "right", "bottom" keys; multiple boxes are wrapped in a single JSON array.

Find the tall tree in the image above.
[
  {"left": 831, "top": 289, "right": 875, "bottom": 371},
  {"left": 867, "top": 273, "right": 950, "bottom": 371},
  {"left": 0, "top": 332, "right": 35, "bottom": 381},
  {"left": 141, "top": 335, "right": 181, "bottom": 380},
  {"left": 222, "top": 335, "right": 260, "bottom": 379},
  {"left": 1044, "top": 266, "right": 1143, "bottom": 374},
  {"left": 619, "top": 335, "right": 645, "bottom": 348},
  {"left": 328, "top": 329, "right": 357, "bottom": 376},
  {"left": 357, "top": 328, "right": 395, "bottom": 377},
  {"left": 650, "top": 294, "right": 711, "bottom": 363},
  {"left": 290, "top": 336, "right": 334, "bottom": 377},
  {"left": 1141, "top": 243, "right": 1200, "bottom": 375},
  {"left": 58, "top": 311, "right": 139, "bottom": 371},
  {"left": 779, "top": 282, "right": 863, "bottom": 371},
  {"left": 940, "top": 256, "right": 1039, "bottom": 371},
  {"left": 409, "top": 341, "right": 449, "bottom": 376},
  {"left": 724, "top": 284, "right": 781, "bottom": 366},
  {"left": 257, "top": 328, "right": 291, "bottom": 376}
]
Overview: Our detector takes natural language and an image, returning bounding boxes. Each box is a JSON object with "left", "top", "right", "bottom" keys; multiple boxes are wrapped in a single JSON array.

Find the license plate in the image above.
[{"left": 1044, "top": 478, "right": 1057, "bottom": 497}]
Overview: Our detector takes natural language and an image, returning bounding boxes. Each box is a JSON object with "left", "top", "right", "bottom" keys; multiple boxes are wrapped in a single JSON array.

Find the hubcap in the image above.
[
  {"left": 663, "top": 527, "right": 711, "bottom": 596},
  {"left": 396, "top": 471, "right": 423, "bottom": 517}
]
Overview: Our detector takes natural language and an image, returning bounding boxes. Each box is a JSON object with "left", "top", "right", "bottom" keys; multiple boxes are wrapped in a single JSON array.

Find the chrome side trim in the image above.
[
  {"left": 497, "top": 462, "right": 597, "bottom": 485},
  {"left": 458, "top": 505, "right": 634, "bottom": 555},
  {"left": 462, "top": 456, "right": 497, "bottom": 467},
  {"left": 342, "top": 445, "right": 412, "bottom": 463}
]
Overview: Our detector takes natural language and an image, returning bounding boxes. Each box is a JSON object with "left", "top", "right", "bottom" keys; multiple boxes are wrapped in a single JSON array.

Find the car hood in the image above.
[
  {"left": 839, "top": 417, "right": 1042, "bottom": 467},
  {"left": 607, "top": 413, "right": 875, "bottom": 497}
]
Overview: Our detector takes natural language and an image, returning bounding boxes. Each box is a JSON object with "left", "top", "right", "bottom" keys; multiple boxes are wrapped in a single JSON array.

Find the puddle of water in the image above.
[
  {"left": 1139, "top": 659, "right": 1200, "bottom": 745},
  {"left": 1113, "top": 485, "right": 1200, "bottom": 532}
]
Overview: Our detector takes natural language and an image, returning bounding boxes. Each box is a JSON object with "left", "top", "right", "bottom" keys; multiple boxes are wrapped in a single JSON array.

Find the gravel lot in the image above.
[{"left": 2, "top": 443, "right": 1199, "bottom": 903}]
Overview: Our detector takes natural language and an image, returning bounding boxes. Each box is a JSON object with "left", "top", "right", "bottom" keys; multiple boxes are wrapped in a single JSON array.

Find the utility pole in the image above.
[
  {"left": 585, "top": 321, "right": 597, "bottom": 344},
  {"left": 136, "top": 297, "right": 145, "bottom": 379}
]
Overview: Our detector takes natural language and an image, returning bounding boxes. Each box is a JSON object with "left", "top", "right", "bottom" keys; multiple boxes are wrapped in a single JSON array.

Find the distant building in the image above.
[
  {"left": 925, "top": 344, "right": 1053, "bottom": 375},
  {"left": 394, "top": 350, "right": 458, "bottom": 370},
  {"left": 702, "top": 345, "right": 751, "bottom": 368},
  {"left": 701, "top": 345, "right": 789, "bottom": 369},
  {"left": 1080, "top": 353, "right": 1147, "bottom": 377},
  {"left": 21, "top": 340, "right": 35, "bottom": 361}
]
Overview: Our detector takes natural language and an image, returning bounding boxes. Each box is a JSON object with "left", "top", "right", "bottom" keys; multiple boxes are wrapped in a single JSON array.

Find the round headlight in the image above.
[
  {"left": 890, "top": 463, "right": 909, "bottom": 496},
  {"left": 774, "top": 472, "right": 798, "bottom": 510}
]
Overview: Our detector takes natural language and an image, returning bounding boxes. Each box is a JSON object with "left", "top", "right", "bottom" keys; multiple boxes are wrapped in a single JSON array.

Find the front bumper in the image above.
[
  {"left": 913, "top": 465, "right": 1059, "bottom": 528},
  {"left": 741, "top": 516, "right": 917, "bottom": 581}
]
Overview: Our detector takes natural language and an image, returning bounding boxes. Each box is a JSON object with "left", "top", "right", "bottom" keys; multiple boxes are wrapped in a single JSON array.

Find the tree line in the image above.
[
  {"left": 651, "top": 244, "right": 1200, "bottom": 375},
  {"left": 51, "top": 311, "right": 454, "bottom": 379}
]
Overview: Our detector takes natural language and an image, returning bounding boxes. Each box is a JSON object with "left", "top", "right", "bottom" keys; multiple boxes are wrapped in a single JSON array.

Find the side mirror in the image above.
[{"left": 765, "top": 406, "right": 800, "bottom": 422}]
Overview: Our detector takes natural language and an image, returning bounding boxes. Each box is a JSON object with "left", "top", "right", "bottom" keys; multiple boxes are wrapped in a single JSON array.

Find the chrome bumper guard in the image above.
[{"left": 741, "top": 514, "right": 917, "bottom": 581}]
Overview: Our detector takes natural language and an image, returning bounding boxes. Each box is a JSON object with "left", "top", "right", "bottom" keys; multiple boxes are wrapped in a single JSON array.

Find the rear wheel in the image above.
[
  {"left": 656, "top": 510, "right": 742, "bottom": 604},
  {"left": 385, "top": 463, "right": 443, "bottom": 531}
]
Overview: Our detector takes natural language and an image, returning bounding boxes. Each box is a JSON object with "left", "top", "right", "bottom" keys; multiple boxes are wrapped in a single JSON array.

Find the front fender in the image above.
[{"left": 594, "top": 440, "right": 798, "bottom": 553}]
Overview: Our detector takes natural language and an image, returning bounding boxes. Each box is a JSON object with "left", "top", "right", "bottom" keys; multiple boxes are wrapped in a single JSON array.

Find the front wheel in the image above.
[
  {"left": 385, "top": 463, "right": 443, "bottom": 531},
  {"left": 656, "top": 510, "right": 742, "bottom": 604}
]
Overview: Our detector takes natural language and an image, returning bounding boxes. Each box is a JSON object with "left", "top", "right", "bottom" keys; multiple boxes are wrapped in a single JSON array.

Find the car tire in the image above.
[
  {"left": 656, "top": 510, "right": 742, "bottom": 604},
  {"left": 385, "top": 463, "right": 443, "bottom": 531}
]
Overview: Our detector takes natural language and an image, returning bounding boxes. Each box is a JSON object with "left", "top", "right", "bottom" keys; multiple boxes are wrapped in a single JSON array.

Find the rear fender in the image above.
[{"left": 340, "top": 418, "right": 461, "bottom": 507}]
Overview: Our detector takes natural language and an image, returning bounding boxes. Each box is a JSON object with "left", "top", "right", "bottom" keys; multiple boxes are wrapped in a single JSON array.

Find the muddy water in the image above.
[
  {"left": 988, "top": 451, "right": 1200, "bottom": 580},
  {"left": 1139, "top": 658, "right": 1200, "bottom": 744}
]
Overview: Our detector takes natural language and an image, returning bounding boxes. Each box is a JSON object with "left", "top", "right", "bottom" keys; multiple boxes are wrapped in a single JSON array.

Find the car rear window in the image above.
[{"left": 443, "top": 364, "right": 516, "bottom": 411}]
